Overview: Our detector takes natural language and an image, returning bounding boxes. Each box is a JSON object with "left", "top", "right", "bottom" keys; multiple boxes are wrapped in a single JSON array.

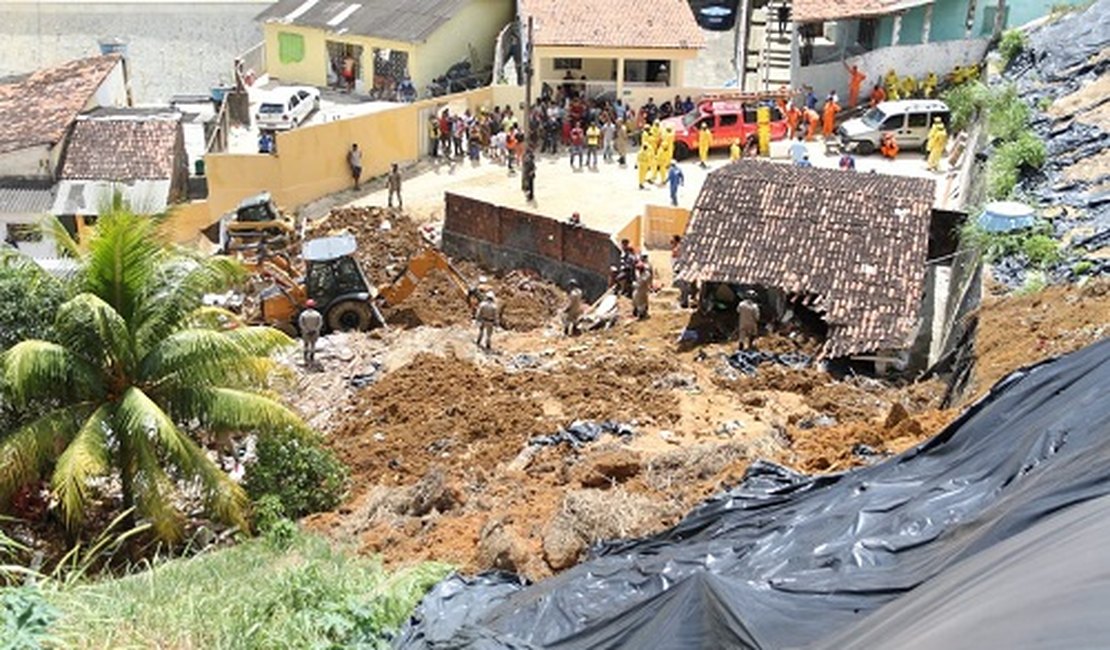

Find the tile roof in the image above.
[
  {"left": 520, "top": 0, "right": 705, "bottom": 49},
  {"left": 60, "top": 112, "right": 182, "bottom": 181},
  {"left": 0, "top": 55, "right": 123, "bottom": 155},
  {"left": 675, "top": 160, "right": 935, "bottom": 359},
  {"left": 793, "top": 0, "right": 933, "bottom": 22},
  {"left": 0, "top": 180, "right": 56, "bottom": 215},
  {"left": 256, "top": 0, "right": 470, "bottom": 43}
]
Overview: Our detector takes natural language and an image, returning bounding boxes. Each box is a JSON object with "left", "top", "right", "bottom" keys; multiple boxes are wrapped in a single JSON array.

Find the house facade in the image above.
[
  {"left": 256, "top": 0, "right": 514, "bottom": 95},
  {"left": 518, "top": 0, "right": 705, "bottom": 107},
  {"left": 789, "top": 0, "right": 1089, "bottom": 104},
  {"left": 0, "top": 54, "right": 129, "bottom": 180}
]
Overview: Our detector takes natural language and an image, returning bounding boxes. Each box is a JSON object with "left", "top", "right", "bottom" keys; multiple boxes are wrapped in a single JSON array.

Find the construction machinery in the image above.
[
  {"left": 250, "top": 233, "right": 478, "bottom": 334},
  {"left": 219, "top": 192, "right": 300, "bottom": 261}
]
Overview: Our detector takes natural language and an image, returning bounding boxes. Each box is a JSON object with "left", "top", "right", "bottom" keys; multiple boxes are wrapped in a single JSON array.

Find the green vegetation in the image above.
[
  {"left": 0, "top": 252, "right": 63, "bottom": 352},
  {"left": 0, "top": 209, "right": 311, "bottom": 543},
  {"left": 960, "top": 221, "right": 1063, "bottom": 269},
  {"left": 1, "top": 586, "right": 58, "bottom": 649},
  {"left": 941, "top": 81, "right": 1048, "bottom": 200},
  {"left": 43, "top": 530, "right": 450, "bottom": 649},
  {"left": 1072, "top": 260, "right": 1095, "bottom": 275},
  {"left": 998, "top": 29, "right": 1027, "bottom": 67},
  {"left": 244, "top": 427, "right": 349, "bottom": 522}
]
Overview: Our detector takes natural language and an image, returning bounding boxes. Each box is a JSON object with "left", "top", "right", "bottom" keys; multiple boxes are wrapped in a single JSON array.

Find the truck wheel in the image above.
[
  {"left": 674, "top": 142, "right": 690, "bottom": 160},
  {"left": 327, "top": 300, "right": 374, "bottom": 331},
  {"left": 856, "top": 140, "right": 875, "bottom": 155}
]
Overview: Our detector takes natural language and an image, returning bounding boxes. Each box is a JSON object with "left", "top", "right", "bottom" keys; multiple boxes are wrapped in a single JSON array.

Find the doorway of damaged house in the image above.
[{"left": 326, "top": 41, "right": 364, "bottom": 91}]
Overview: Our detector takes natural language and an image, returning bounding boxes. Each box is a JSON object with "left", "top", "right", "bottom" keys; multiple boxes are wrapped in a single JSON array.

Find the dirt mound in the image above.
[
  {"left": 307, "top": 206, "right": 426, "bottom": 287},
  {"left": 972, "top": 279, "right": 1109, "bottom": 400}
]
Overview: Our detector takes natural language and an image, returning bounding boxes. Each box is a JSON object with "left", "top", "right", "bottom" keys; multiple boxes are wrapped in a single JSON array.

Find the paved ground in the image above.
[
  {"left": 346, "top": 138, "right": 957, "bottom": 234},
  {"left": 0, "top": 2, "right": 264, "bottom": 103}
]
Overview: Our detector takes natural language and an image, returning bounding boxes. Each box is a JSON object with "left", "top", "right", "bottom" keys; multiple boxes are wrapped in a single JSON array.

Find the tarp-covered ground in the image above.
[{"left": 396, "top": 337, "right": 1110, "bottom": 649}]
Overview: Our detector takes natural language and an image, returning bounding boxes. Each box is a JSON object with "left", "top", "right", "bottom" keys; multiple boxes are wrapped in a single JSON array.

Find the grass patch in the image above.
[
  {"left": 43, "top": 530, "right": 450, "bottom": 649},
  {"left": 941, "top": 81, "right": 991, "bottom": 133},
  {"left": 998, "top": 29, "right": 1027, "bottom": 67},
  {"left": 959, "top": 221, "right": 1062, "bottom": 269}
]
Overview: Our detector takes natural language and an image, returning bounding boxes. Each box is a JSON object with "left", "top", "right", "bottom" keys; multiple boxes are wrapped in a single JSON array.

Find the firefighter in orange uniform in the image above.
[{"left": 822, "top": 97, "right": 840, "bottom": 139}]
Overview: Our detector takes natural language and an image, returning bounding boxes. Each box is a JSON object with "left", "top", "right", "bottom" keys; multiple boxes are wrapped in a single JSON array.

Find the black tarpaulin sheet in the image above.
[{"left": 396, "top": 338, "right": 1110, "bottom": 649}]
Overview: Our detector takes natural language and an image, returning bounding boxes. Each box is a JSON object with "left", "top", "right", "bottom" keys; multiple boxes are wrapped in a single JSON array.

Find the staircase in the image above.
[{"left": 743, "top": 0, "right": 793, "bottom": 91}]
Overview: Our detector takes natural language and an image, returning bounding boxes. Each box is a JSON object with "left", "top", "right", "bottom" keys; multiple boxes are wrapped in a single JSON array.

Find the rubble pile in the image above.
[{"left": 307, "top": 207, "right": 563, "bottom": 330}]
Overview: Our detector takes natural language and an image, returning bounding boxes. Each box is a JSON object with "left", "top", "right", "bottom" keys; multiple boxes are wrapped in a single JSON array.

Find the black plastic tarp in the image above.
[{"left": 397, "top": 338, "right": 1110, "bottom": 649}]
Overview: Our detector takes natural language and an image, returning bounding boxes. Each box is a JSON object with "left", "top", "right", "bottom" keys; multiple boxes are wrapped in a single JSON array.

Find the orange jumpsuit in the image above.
[
  {"left": 822, "top": 100, "right": 839, "bottom": 138},
  {"left": 847, "top": 66, "right": 867, "bottom": 108},
  {"left": 786, "top": 105, "right": 800, "bottom": 139},
  {"left": 804, "top": 109, "right": 820, "bottom": 141},
  {"left": 869, "top": 85, "right": 886, "bottom": 108},
  {"left": 880, "top": 132, "right": 899, "bottom": 159}
]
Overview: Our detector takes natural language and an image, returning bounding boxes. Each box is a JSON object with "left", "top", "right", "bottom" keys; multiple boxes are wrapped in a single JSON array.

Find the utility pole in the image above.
[
  {"left": 521, "top": 16, "right": 537, "bottom": 200},
  {"left": 735, "top": 0, "right": 750, "bottom": 90},
  {"left": 992, "top": 0, "right": 1007, "bottom": 38}
]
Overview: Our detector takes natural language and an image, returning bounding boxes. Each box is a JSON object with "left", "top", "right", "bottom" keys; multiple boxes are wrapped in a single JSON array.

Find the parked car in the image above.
[
  {"left": 837, "top": 99, "right": 951, "bottom": 154},
  {"left": 688, "top": 0, "right": 741, "bottom": 30},
  {"left": 662, "top": 99, "right": 788, "bottom": 159},
  {"left": 255, "top": 86, "right": 320, "bottom": 131}
]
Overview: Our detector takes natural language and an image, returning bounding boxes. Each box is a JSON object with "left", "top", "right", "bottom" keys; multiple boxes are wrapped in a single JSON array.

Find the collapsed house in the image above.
[{"left": 674, "top": 160, "right": 952, "bottom": 371}]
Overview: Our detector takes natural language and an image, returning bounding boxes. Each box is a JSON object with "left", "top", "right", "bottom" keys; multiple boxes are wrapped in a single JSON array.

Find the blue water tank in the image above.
[{"left": 977, "top": 201, "right": 1036, "bottom": 233}]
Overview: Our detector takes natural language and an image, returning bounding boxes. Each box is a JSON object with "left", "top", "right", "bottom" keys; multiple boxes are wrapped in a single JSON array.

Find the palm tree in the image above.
[{"left": 0, "top": 209, "right": 310, "bottom": 541}]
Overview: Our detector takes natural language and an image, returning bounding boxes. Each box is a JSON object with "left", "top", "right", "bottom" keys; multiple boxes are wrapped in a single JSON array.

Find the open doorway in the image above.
[
  {"left": 326, "top": 41, "right": 364, "bottom": 92},
  {"left": 372, "top": 48, "right": 410, "bottom": 100}
]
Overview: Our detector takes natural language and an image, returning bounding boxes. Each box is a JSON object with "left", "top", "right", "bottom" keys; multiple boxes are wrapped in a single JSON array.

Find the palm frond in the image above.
[
  {"left": 138, "top": 327, "right": 290, "bottom": 387},
  {"left": 129, "top": 430, "right": 186, "bottom": 542},
  {"left": 53, "top": 293, "right": 136, "bottom": 373},
  {"left": 1, "top": 340, "right": 105, "bottom": 407},
  {"left": 81, "top": 211, "right": 163, "bottom": 324},
  {"left": 0, "top": 405, "right": 91, "bottom": 504},
  {"left": 116, "top": 387, "right": 249, "bottom": 536},
  {"left": 133, "top": 255, "right": 245, "bottom": 354},
  {"left": 51, "top": 404, "right": 112, "bottom": 530},
  {"left": 41, "top": 215, "right": 82, "bottom": 260},
  {"left": 163, "top": 386, "right": 312, "bottom": 438},
  {"left": 186, "top": 306, "right": 247, "bottom": 330}
]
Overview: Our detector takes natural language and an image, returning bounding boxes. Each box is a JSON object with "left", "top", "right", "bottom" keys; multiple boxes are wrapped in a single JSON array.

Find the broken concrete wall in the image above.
[{"left": 443, "top": 192, "right": 618, "bottom": 300}]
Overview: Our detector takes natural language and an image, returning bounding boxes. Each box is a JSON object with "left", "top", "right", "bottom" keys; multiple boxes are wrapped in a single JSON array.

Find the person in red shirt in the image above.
[{"left": 569, "top": 122, "right": 585, "bottom": 170}]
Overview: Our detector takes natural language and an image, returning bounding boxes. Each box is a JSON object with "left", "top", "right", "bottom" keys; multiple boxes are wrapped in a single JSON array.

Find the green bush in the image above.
[
  {"left": 1072, "top": 260, "right": 1095, "bottom": 275},
  {"left": 999, "top": 29, "right": 1027, "bottom": 66},
  {"left": 988, "top": 133, "right": 1047, "bottom": 199},
  {"left": 987, "top": 86, "right": 1031, "bottom": 142},
  {"left": 1, "top": 586, "right": 58, "bottom": 649},
  {"left": 959, "top": 222, "right": 1061, "bottom": 270},
  {"left": 942, "top": 81, "right": 991, "bottom": 133},
  {"left": 244, "top": 429, "right": 349, "bottom": 521}
]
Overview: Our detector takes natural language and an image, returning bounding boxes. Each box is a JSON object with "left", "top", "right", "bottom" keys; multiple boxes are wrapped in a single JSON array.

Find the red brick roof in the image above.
[
  {"left": 794, "top": 0, "right": 933, "bottom": 22},
  {"left": 520, "top": 0, "right": 704, "bottom": 49},
  {"left": 675, "top": 160, "right": 935, "bottom": 359},
  {"left": 0, "top": 55, "right": 122, "bottom": 155},
  {"left": 61, "top": 113, "right": 182, "bottom": 181}
]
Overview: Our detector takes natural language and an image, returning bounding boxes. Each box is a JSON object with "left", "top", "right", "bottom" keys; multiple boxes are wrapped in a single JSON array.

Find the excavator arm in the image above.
[{"left": 377, "top": 248, "right": 478, "bottom": 307}]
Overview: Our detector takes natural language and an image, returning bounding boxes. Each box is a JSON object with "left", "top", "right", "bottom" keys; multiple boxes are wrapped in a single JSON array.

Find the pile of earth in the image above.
[{"left": 307, "top": 206, "right": 563, "bottom": 330}]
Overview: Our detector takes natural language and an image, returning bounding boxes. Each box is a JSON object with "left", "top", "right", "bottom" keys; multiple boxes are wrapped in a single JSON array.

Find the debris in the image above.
[{"left": 530, "top": 420, "right": 636, "bottom": 448}]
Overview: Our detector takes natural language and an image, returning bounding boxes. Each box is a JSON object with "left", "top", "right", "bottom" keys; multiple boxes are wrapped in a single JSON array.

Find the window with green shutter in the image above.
[{"left": 278, "top": 32, "right": 305, "bottom": 64}]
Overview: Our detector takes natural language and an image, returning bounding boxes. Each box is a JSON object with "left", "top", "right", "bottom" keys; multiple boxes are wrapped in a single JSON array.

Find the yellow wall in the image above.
[
  {"left": 414, "top": 0, "right": 514, "bottom": 87},
  {"left": 643, "top": 204, "right": 690, "bottom": 249},
  {"left": 614, "top": 213, "right": 643, "bottom": 251},
  {"left": 200, "top": 87, "right": 493, "bottom": 232},
  {"left": 163, "top": 200, "right": 215, "bottom": 244},
  {"left": 263, "top": 0, "right": 512, "bottom": 91}
]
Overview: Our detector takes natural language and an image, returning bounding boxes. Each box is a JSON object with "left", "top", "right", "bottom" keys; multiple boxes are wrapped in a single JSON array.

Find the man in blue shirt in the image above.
[{"left": 667, "top": 161, "right": 685, "bottom": 206}]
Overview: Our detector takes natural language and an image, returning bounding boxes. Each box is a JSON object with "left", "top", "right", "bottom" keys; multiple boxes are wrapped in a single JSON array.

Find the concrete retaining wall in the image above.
[{"left": 443, "top": 192, "right": 618, "bottom": 300}]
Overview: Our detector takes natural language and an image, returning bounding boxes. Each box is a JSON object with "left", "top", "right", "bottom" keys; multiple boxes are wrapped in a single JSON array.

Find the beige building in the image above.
[
  {"left": 519, "top": 0, "right": 704, "bottom": 106},
  {"left": 256, "top": 0, "right": 514, "bottom": 96}
]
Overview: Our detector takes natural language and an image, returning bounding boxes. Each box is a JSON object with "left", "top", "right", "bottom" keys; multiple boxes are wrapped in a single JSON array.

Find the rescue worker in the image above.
[
  {"left": 926, "top": 117, "right": 948, "bottom": 172},
  {"left": 698, "top": 122, "right": 712, "bottom": 168},
  {"left": 786, "top": 101, "right": 801, "bottom": 139},
  {"left": 666, "top": 160, "right": 684, "bottom": 207},
  {"left": 822, "top": 97, "right": 840, "bottom": 139},
  {"left": 869, "top": 83, "right": 886, "bottom": 108},
  {"left": 645, "top": 120, "right": 661, "bottom": 152},
  {"left": 883, "top": 69, "right": 899, "bottom": 98},
  {"left": 298, "top": 299, "right": 323, "bottom": 367},
  {"left": 729, "top": 138, "right": 741, "bottom": 162},
  {"left": 921, "top": 71, "right": 938, "bottom": 98},
  {"left": 522, "top": 149, "right": 536, "bottom": 201},
  {"left": 615, "top": 120, "right": 629, "bottom": 166},
  {"left": 387, "top": 163, "right": 403, "bottom": 209},
  {"left": 632, "top": 259, "right": 652, "bottom": 319},
  {"left": 585, "top": 121, "right": 601, "bottom": 168},
  {"left": 636, "top": 142, "right": 655, "bottom": 189},
  {"left": 736, "top": 293, "right": 760, "bottom": 350},
  {"left": 562, "top": 279, "right": 584, "bottom": 336},
  {"left": 880, "top": 131, "right": 900, "bottom": 159},
  {"left": 475, "top": 290, "right": 499, "bottom": 350},
  {"left": 655, "top": 137, "right": 674, "bottom": 184},
  {"left": 900, "top": 75, "right": 917, "bottom": 99},
  {"left": 803, "top": 107, "right": 821, "bottom": 141},
  {"left": 844, "top": 62, "right": 868, "bottom": 108}
]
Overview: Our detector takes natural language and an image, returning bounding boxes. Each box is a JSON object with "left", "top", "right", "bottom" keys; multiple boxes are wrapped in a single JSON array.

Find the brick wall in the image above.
[{"left": 443, "top": 192, "right": 618, "bottom": 300}]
